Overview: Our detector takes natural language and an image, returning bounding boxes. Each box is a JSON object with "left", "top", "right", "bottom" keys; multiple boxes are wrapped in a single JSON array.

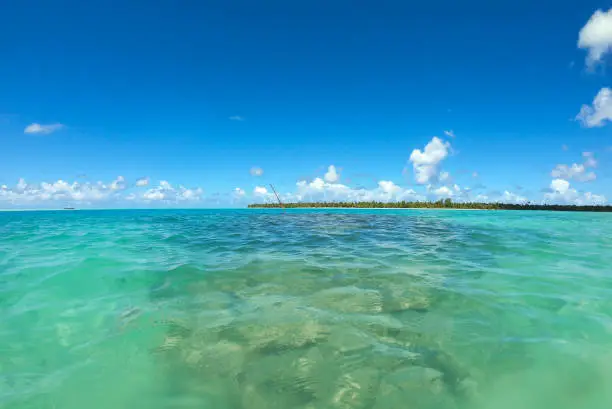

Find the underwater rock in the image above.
[
  {"left": 326, "top": 327, "right": 374, "bottom": 354},
  {"left": 456, "top": 377, "right": 479, "bottom": 400},
  {"left": 366, "top": 341, "right": 419, "bottom": 373},
  {"left": 189, "top": 290, "right": 236, "bottom": 311},
  {"left": 241, "top": 382, "right": 311, "bottom": 409},
  {"left": 241, "top": 347, "right": 327, "bottom": 404},
  {"left": 383, "top": 366, "right": 444, "bottom": 393},
  {"left": 310, "top": 287, "right": 383, "bottom": 314},
  {"left": 382, "top": 284, "right": 431, "bottom": 313},
  {"left": 190, "top": 309, "right": 236, "bottom": 337},
  {"left": 327, "top": 367, "right": 381, "bottom": 409},
  {"left": 179, "top": 339, "right": 245, "bottom": 378},
  {"left": 347, "top": 314, "right": 404, "bottom": 339},
  {"left": 230, "top": 300, "right": 329, "bottom": 351},
  {"left": 239, "top": 318, "right": 328, "bottom": 351},
  {"left": 373, "top": 366, "right": 453, "bottom": 409}
]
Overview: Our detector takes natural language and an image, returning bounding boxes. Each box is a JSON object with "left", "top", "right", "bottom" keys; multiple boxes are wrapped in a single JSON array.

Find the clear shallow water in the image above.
[{"left": 1, "top": 209, "right": 612, "bottom": 409}]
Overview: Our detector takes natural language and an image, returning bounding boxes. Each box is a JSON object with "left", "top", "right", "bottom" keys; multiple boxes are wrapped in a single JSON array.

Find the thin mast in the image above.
[{"left": 269, "top": 184, "right": 284, "bottom": 209}]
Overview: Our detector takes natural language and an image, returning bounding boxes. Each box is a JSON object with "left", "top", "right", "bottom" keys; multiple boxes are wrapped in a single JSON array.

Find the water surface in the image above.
[{"left": 1, "top": 209, "right": 612, "bottom": 408}]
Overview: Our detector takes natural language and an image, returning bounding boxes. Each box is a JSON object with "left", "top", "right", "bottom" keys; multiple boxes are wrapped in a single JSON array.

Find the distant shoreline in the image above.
[
  {"left": 253, "top": 207, "right": 488, "bottom": 210},
  {"left": 248, "top": 202, "right": 612, "bottom": 212}
]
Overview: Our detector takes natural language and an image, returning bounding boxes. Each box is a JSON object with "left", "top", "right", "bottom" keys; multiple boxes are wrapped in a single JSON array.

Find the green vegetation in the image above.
[{"left": 248, "top": 199, "right": 612, "bottom": 212}]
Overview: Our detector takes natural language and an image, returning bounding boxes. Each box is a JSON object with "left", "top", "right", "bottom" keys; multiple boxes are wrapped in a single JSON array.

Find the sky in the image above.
[{"left": 1, "top": 0, "right": 612, "bottom": 208}]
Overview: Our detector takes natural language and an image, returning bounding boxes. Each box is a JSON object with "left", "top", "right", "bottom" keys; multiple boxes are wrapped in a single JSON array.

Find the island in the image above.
[{"left": 248, "top": 199, "right": 612, "bottom": 212}]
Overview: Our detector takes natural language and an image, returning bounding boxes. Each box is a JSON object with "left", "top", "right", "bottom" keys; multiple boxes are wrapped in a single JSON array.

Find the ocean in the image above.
[{"left": 1, "top": 209, "right": 612, "bottom": 409}]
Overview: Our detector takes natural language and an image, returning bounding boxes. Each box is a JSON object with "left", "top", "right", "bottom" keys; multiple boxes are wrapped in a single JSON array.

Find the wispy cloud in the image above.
[
  {"left": 576, "top": 88, "right": 612, "bottom": 127},
  {"left": 444, "top": 130, "right": 456, "bottom": 138},
  {"left": 135, "top": 177, "right": 150, "bottom": 187},
  {"left": 229, "top": 115, "right": 245, "bottom": 121},
  {"left": 250, "top": 167, "right": 264, "bottom": 176},
  {"left": 24, "top": 123, "right": 65, "bottom": 135},
  {"left": 551, "top": 152, "right": 597, "bottom": 182}
]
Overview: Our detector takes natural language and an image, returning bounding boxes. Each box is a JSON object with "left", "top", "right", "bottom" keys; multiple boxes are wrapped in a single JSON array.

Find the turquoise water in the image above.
[{"left": 2, "top": 209, "right": 612, "bottom": 409}]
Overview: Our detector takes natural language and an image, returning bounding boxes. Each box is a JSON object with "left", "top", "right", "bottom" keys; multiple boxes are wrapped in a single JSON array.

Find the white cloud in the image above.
[
  {"left": 24, "top": 123, "right": 64, "bottom": 135},
  {"left": 432, "top": 185, "right": 453, "bottom": 198},
  {"left": 293, "top": 178, "right": 423, "bottom": 203},
  {"left": 443, "top": 130, "right": 455, "bottom": 138},
  {"left": 427, "top": 183, "right": 470, "bottom": 201},
  {"left": 578, "top": 9, "right": 612, "bottom": 67},
  {"left": 551, "top": 178, "right": 571, "bottom": 194},
  {"left": 250, "top": 167, "right": 264, "bottom": 177},
  {"left": 254, "top": 186, "right": 268, "bottom": 195},
  {"left": 234, "top": 187, "right": 246, "bottom": 197},
  {"left": 16, "top": 178, "right": 27, "bottom": 192},
  {"left": 324, "top": 165, "right": 340, "bottom": 183},
  {"left": 135, "top": 177, "right": 150, "bottom": 187},
  {"left": 409, "top": 137, "right": 451, "bottom": 184},
  {"left": 545, "top": 178, "right": 606, "bottom": 205},
  {"left": 1, "top": 178, "right": 118, "bottom": 205},
  {"left": 439, "top": 171, "right": 451, "bottom": 182},
  {"left": 110, "top": 176, "right": 126, "bottom": 191},
  {"left": 143, "top": 190, "right": 164, "bottom": 201},
  {"left": 551, "top": 152, "right": 597, "bottom": 182},
  {"left": 583, "top": 192, "right": 607, "bottom": 205},
  {"left": 229, "top": 115, "right": 245, "bottom": 121},
  {"left": 0, "top": 176, "right": 204, "bottom": 207},
  {"left": 551, "top": 164, "right": 596, "bottom": 182},
  {"left": 140, "top": 180, "right": 203, "bottom": 202},
  {"left": 498, "top": 191, "right": 528, "bottom": 204},
  {"left": 583, "top": 151, "right": 597, "bottom": 168},
  {"left": 576, "top": 87, "right": 612, "bottom": 127}
]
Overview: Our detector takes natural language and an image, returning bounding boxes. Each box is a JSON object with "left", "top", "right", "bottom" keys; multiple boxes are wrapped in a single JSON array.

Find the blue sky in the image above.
[{"left": 1, "top": 0, "right": 612, "bottom": 208}]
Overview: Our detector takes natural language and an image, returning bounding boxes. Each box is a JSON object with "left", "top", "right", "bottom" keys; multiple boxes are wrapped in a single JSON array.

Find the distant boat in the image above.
[{"left": 63, "top": 207, "right": 76, "bottom": 210}]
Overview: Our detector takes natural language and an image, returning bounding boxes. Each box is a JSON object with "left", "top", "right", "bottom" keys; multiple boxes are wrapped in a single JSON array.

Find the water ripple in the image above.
[{"left": 1, "top": 209, "right": 612, "bottom": 408}]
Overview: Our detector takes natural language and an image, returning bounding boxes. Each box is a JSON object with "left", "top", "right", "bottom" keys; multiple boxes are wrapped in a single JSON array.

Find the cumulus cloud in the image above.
[
  {"left": 293, "top": 178, "right": 424, "bottom": 203},
  {"left": 578, "top": 9, "right": 612, "bottom": 67},
  {"left": 110, "top": 176, "right": 127, "bottom": 191},
  {"left": 499, "top": 191, "right": 528, "bottom": 204},
  {"left": 551, "top": 178, "right": 570, "bottom": 194},
  {"left": 431, "top": 185, "right": 454, "bottom": 198},
  {"left": 551, "top": 152, "right": 597, "bottom": 182},
  {"left": 439, "top": 171, "right": 451, "bottom": 183},
  {"left": 250, "top": 167, "right": 264, "bottom": 177},
  {"left": 545, "top": 178, "right": 606, "bottom": 205},
  {"left": 1, "top": 178, "right": 119, "bottom": 205},
  {"left": 576, "top": 88, "right": 612, "bottom": 127},
  {"left": 427, "top": 183, "right": 473, "bottom": 201},
  {"left": 24, "top": 123, "right": 64, "bottom": 134},
  {"left": 234, "top": 187, "right": 246, "bottom": 197},
  {"left": 229, "top": 115, "right": 245, "bottom": 121},
  {"left": 409, "top": 137, "right": 451, "bottom": 184},
  {"left": 0, "top": 175, "right": 206, "bottom": 208},
  {"left": 254, "top": 186, "right": 268, "bottom": 195},
  {"left": 324, "top": 165, "right": 340, "bottom": 183},
  {"left": 135, "top": 177, "right": 150, "bottom": 187},
  {"left": 16, "top": 178, "right": 27, "bottom": 192},
  {"left": 140, "top": 180, "right": 203, "bottom": 202}
]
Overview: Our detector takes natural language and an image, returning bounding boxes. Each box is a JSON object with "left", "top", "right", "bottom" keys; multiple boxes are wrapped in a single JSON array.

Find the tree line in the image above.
[{"left": 248, "top": 199, "right": 612, "bottom": 212}]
